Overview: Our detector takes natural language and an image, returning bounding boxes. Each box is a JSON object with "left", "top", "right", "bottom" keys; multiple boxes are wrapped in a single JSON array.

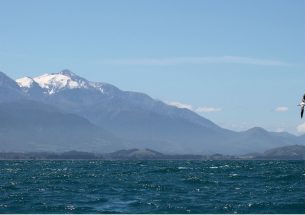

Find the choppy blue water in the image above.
[{"left": 1, "top": 160, "right": 305, "bottom": 213}]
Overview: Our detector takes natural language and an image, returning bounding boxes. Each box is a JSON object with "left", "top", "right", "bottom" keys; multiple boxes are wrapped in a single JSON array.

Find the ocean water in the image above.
[{"left": 1, "top": 160, "right": 305, "bottom": 214}]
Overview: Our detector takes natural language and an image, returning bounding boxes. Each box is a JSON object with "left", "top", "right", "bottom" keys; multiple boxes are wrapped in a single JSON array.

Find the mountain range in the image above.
[{"left": 0, "top": 69, "right": 304, "bottom": 155}]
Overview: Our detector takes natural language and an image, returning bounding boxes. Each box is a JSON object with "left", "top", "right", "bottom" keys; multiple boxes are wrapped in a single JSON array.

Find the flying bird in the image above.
[{"left": 298, "top": 94, "right": 305, "bottom": 118}]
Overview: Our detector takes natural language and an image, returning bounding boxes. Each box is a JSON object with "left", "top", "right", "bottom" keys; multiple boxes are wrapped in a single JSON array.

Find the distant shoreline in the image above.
[{"left": 1, "top": 146, "right": 305, "bottom": 160}]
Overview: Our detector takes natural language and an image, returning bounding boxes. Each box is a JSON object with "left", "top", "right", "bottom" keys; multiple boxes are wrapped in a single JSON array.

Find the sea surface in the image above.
[{"left": 1, "top": 160, "right": 305, "bottom": 214}]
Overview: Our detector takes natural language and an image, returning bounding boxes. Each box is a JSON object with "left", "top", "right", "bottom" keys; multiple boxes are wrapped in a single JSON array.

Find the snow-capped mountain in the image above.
[
  {"left": 17, "top": 70, "right": 114, "bottom": 95},
  {"left": 0, "top": 69, "right": 300, "bottom": 154},
  {"left": 14, "top": 70, "right": 229, "bottom": 153}
]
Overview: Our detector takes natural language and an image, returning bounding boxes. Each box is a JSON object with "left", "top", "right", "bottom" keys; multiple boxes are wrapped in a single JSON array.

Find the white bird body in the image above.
[{"left": 298, "top": 94, "right": 305, "bottom": 118}]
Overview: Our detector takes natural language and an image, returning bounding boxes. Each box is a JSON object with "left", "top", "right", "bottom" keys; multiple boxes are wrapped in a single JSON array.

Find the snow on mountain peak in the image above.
[
  {"left": 32, "top": 70, "right": 90, "bottom": 94},
  {"left": 15, "top": 70, "right": 112, "bottom": 95},
  {"left": 16, "top": 76, "right": 35, "bottom": 88},
  {"left": 30, "top": 70, "right": 111, "bottom": 95}
]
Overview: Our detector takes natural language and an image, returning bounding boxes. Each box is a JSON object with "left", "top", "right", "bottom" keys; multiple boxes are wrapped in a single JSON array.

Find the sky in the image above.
[{"left": 1, "top": 0, "right": 305, "bottom": 134}]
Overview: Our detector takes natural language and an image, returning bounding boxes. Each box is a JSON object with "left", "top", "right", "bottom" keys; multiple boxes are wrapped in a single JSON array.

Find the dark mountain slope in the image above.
[{"left": 0, "top": 100, "right": 124, "bottom": 153}]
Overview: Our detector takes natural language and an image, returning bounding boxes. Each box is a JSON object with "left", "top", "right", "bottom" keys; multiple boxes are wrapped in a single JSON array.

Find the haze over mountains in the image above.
[{"left": 0, "top": 70, "right": 304, "bottom": 155}]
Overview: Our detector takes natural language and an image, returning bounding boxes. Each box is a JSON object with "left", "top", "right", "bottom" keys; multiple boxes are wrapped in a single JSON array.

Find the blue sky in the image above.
[{"left": 1, "top": 0, "right": 305, "bottom": 134}]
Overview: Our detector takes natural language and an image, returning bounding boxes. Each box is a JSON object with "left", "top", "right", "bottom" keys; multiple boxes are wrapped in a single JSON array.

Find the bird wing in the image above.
[
  {"left": 302, "top": 107, "right": 304, "bottom": 118},
  {"left": 303, "top": 94, "right": 305, "bottom": 102}
]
